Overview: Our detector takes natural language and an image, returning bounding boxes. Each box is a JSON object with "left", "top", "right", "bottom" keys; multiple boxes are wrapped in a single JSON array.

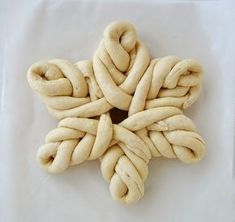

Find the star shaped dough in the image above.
[{"left": 28, "top": 21, "right": 205, "bottom": 204}]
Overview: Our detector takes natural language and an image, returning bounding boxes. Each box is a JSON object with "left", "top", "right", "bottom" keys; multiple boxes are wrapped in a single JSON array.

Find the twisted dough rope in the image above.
[
  {"left": 28, "top": 21, "right": 201, "bottom": 119},
  {"left": 27, "top": 21, "right": 205, "bottom": 204},
  {"left": 38, "top": 109, "right": 204, "bottom": 203}
]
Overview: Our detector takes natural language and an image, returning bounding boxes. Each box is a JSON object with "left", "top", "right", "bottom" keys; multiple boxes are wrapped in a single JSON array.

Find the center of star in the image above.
[{"left": 109, "top": 108, "right": 129, "bottom": 124}]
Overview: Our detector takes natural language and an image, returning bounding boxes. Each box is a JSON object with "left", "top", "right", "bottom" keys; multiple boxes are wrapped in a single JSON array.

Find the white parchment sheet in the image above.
[{"left": 1, "top": 1, "right": 235, "bottom": 221}]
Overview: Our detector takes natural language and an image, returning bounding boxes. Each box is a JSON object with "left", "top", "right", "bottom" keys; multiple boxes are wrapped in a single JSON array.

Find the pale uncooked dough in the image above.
[{"left": 27, "top": 21, "right": 205, "bottom": 204}]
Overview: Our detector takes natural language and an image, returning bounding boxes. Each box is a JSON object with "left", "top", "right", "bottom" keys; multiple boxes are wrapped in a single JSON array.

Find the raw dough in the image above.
[{"left": 27, "top": 21, "right": 205, "bottom": 204}]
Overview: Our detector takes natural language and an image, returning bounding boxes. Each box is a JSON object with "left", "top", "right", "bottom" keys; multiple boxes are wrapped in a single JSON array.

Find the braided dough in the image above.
[{"left": 27, "top": 21, "right": 205, "bottom": 204}]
